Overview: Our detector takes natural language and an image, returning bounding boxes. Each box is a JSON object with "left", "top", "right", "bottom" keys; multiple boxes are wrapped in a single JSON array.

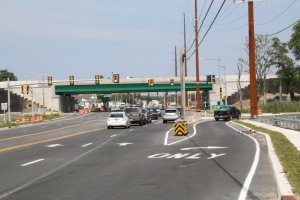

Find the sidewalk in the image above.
[{"left": 241, "top": 119, "right": 300, "bottom": 152}]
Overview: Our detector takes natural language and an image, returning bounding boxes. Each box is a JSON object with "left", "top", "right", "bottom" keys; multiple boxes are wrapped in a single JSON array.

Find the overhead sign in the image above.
[{"left": 1, "top": 103, "right": 7, "bottom": 111}]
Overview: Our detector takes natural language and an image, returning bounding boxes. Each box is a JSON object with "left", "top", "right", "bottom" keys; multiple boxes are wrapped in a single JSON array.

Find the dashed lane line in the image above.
[
  {"left": 81, "top": 143, "right": 93, "bottom": 147},
  {"left": 0, "top": 128, "right": 105, "bottom": 153},
  {"left": 21, "top": 159, "right": 45, "bottom": 167}
]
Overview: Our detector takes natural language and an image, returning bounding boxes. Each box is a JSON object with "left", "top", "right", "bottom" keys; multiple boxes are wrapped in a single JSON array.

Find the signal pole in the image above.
[
  {"left": 175, "top": 46, "right": 178, "bottom": 107},
  {"left": 194, "top": 0, "right": 201, "bottom": 112},
  {"left": 248, "top": 1, "right": 258, "bottom": 117},
  {"left": 184, "top": 13, "right": 189, "bottom": 110}
]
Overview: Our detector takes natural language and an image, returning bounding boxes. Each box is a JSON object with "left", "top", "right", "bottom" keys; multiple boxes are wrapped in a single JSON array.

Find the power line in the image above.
[
  {"left": 186, "top": 0, "right": 215, "bottom": 53},
  {"left": 259, "top": 18, "right": 300, "bottom": 37},
  {"left": 257, "top": 0, "right": 297, "bottom": 25},
  {"left": 187, "top": 0, "right": 227, "bottom": 61}
]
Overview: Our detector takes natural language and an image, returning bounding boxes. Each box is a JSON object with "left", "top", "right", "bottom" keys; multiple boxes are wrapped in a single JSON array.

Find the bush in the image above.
[{"left": 262, "top": 101, "right": 300, "bottom": 113}]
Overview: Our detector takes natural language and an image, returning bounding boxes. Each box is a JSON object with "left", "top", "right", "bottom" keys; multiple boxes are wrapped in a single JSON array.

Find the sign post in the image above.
[{"left": 1, "top": 103, "right": 8, "bottom": 123}]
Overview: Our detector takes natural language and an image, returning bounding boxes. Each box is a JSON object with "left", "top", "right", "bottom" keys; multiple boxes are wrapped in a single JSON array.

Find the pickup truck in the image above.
[{"left": 214, "top": 106, "right": 241, "bottom": 121}]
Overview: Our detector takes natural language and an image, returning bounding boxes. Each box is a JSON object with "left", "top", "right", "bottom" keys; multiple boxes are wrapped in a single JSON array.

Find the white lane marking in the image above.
[
  {"left": 82, "top": 143, "right": 93, "bottom": 147},
  {"left": 225, "top": 123, "right": 260, "bottom": 200},
  {"left": 129, "top": 129, "right": 134, "bottom": 132},
  {"left": 143, "top": 125, "right": 148, "bottom": 127},
  {"left": 21, "top": 159, "right": 44, "bottom": 167},
  {"left": 110, "top": 134, "right": 117, "bottom": 138},
  {"left": 46, "top": 144, "right": 63, "bottom": 148},
  {"left": 181, "top": 146, "right": 228, "bottom": 151},
  {"left": 164, "top": 121, "right": 201, "bottom": 146},
  {"left": 207, "top": 153, "right": 226, "bottom": 159},
  {"left": 164, "top": 128, "right": 172, "bottom": 145},
  {"left": 116, "top": 143, "right": 133, "bottom": 146}
]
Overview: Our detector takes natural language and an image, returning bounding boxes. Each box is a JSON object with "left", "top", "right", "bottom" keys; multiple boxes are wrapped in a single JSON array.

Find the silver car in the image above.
[{"left": 163, "top": 108, "right": 180, "bottom": 123}]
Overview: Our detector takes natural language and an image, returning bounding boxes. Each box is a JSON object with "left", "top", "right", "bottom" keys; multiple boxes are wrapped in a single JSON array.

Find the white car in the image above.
[
  {"left": 163, "top": 108, "right": 180, "bottom": 123},
  {"left": 107, "top": 112, "right": 130, "bottom": 129}
]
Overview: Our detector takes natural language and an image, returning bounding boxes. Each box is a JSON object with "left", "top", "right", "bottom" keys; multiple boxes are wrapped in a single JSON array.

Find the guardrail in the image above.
[{"left": 273, "top": 116, "right": 300, "bottom": 131}]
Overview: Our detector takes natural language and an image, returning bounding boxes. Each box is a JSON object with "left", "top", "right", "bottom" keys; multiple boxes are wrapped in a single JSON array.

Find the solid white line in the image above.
[
  {"left": 225, "top": 123, "right": 260, "bottom": 200},
  {"left": 110, "top": 134, "right": 117, "bottom": 137},
  {"left": 164, "top": 128, "right": 172, "bottom": 145},
  {"left": 164, "top": 121, "right": 201, "bottom": 146},
  {"left": 21, "top": 159, "right": 44, "bottom": 167},
  {"left": 81, "top": 143, "right": 93, "bottom": 147},
  {"left": 129, "top": 129, "right": 134, "bottom": 132}
]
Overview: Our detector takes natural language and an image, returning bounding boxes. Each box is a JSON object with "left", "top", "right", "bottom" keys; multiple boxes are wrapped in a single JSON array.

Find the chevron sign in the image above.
[{"left": 173, "top": 123, "right": 188, "bottom": 136}]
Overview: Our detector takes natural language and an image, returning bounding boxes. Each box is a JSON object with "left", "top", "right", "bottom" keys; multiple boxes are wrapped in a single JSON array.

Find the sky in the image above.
[{"left": 0, "top": 0, "right": 299, "bottom": 81}]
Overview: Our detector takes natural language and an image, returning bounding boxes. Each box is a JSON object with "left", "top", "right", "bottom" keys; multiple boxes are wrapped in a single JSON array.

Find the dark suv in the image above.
[
  {"left": 148, "top": 107, "right": 159, "bottom": 120},
  {"left": 124, "top": 107, "right": 146, "bottom": 125},
  {"left": 214, "top": 106, "right": 241, "bottom": 121}
]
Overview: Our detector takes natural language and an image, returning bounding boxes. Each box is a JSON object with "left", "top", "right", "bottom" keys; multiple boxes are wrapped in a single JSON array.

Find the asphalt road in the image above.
[{"left": 0, "top": 113, "right": 277, "bottom": 200}]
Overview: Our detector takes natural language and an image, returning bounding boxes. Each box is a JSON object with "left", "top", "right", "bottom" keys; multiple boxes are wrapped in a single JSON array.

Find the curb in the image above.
[{"left": 230, "top": 121, "right": 296, "bottom": 200}]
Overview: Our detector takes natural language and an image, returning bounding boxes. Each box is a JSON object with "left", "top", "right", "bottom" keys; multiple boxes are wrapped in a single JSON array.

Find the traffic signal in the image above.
[
  {"left": 220, "top": 87, "right": 222, "bottom": 93},
  {"left": 69, "top": 75, "right": 75, "bottom": 86},
  {"left": 95, "top": 75, "right": 100, "bottom": 85},
  {"left": 148, "top": 79, "right": 154, "bottom": 86},
  {"left": 170, "top": 79, "right": 174, "bottom": 85},
  {"left": 48, "top": 76, "right": 53, "bottom": 86},
  {"left": 21, "top": 85, "right": 29, "bottom": 95},
  {"left": 113, "top": 74, "right": 119, "bottom": 83}
]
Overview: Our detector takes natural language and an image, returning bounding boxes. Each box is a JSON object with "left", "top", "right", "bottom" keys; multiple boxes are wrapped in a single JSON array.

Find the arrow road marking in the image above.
[
  {"left": 82, "top": 143, "right": 93, "bottom": 147},
  {"left": 116, "top": 143, "right": 133, "bottom": 147},
  {"left": 46, "top": 144, "right": 63, "bottom": 148},
  {"left": 181, "top": 146, "right": 228, "bottom": 151},
  {"left": 21, "top": 159, "right": 45, "bottom": 167},
  {"left": 207, "top": 153, "right": 226, "bottom": 159}
]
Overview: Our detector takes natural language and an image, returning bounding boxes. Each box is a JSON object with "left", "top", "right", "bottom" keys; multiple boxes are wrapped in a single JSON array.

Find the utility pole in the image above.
[
  {"left": 184, "top": 13, "right": 189, "bottom": 110},
  {"left": 248, "top": 1, "right": 258, "bottom": 117},
  {"left": 175, "top": 46, "right": 178, "bottom": 107},
  {"left": 42, "top": 72, "right": 45, "bottom": 108},
  {"left": 194, "top": 0, "right": 201, "bottom": 112},
  {"left": 7, "top": 77, "right": 11, "bottom": 122}
]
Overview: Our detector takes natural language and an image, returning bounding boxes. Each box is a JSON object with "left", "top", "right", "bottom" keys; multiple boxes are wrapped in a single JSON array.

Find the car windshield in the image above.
[
  {"left": 109, "top": 113, "right": 124, "bottom": 118},
  {"left": 149, "top": 108, "right": 157, "bottom": 112},
  {"left": 165, "top": 109, "right": 177, "bottom": 113},
  {"left": 124, "top": 108, "right": 139, "bottom": 113}
]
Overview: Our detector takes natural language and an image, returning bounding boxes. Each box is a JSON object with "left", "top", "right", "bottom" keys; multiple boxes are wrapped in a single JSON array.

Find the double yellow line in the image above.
[{"left": 0, "top": 119, "right": 104, "bottom": 153}]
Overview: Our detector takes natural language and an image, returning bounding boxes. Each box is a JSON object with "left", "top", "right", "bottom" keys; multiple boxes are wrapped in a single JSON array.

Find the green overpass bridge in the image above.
[{"left": 55, "top": 82, "right": 213, "bottom": 95}]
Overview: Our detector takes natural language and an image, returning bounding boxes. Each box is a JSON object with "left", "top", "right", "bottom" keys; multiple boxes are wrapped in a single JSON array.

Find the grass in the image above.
[
  {"left": 0, "top": 122, "right": 17, "bottom": 128},
  {"left": 235, "top": 120, "right": 300, "bottom": 195},
  {"left": 262, "top": 101, "right": 300, "bottom": 113},
  {"left": 42, "top": 113, "right": 60, "bottom": 120}
]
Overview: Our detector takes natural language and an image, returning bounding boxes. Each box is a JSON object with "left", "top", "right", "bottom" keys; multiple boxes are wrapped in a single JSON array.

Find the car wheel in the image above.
[
  {"left": 163, "top": 120, "right": 166, "bottom": 123},
  {"left": 107, "top": 126, "right": 110, "bottom": 129},
  {"left": 139, "top": 121, "right": 143, "bottom": 126},
  {"left": 215, "top": 118, "right": 219, "bottom": 121}
]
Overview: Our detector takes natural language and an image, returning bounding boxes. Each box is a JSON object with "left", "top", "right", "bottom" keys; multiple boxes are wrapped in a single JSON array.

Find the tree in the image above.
[
  {"left": 288, "top": 21, "right": 300, "bottom": 60},
  {"left": 239, "top": 35, "right": 274, "bottom": 99},
  {"left": 271, "top": 37, "right": 299, "bottom": 101},
  {"left": 0, "top": 69, "right": 18, "bottom": 81}
]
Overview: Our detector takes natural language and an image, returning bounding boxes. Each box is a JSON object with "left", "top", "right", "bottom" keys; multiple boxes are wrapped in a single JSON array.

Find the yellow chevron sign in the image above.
[{"left": 173, "top": 122, "right": 188, "bottom": 136}]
